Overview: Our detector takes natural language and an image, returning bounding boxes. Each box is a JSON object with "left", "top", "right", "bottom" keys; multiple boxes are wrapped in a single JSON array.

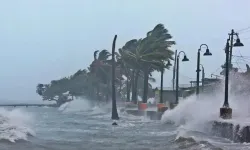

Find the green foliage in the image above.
[{"left": 36, "top": 23, "right": 175, "bottom": 105}]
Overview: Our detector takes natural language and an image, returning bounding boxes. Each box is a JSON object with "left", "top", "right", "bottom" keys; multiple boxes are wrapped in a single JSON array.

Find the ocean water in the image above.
[{"left": 0, "top": 97, "right": 250, "bottom": 150}]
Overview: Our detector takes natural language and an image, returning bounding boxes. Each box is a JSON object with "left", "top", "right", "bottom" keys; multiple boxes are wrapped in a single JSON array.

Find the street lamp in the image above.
[
  {"left": 220, "top": 29, "right": 244, "bottom": 119},
  {"left": 196, "top": 44, "right": 212, "bottom": 95},
  {"left": 200, "top": 64, "right": 205, "bottom": 92},
  {"left": 176, "top": 51, "right": 189, "bottom": 105},
  {"left": 229, "top": 30, "right": 244, "bottom": 64},
  {"left": 158, "top": 60, "right": 172, "bottom": 112}
]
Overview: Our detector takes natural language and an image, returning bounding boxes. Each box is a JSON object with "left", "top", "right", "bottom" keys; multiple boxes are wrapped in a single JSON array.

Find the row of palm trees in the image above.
[{"left": 36, "top": 23, "right": 175, "bottom": 106}]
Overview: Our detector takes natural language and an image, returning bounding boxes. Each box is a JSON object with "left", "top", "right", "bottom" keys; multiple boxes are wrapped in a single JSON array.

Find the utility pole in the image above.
[
  {"left": 196, "top": 50, "right": 201, "bottom": 95},
  {"left": 223, "top": 39, "right": 230, "bottom": 108},
  {"left": 172, "top": 50, "right": 177, "bottom": 91},
  {"left": 229, "top": 29, "right": 234, "bottom": 67},
  {"left": 220, "top": 29, "right": 244, "bottom": 119}
]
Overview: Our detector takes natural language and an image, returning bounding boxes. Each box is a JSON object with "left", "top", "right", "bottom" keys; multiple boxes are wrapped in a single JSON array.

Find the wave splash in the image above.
[
  {"left": 0, "top": 108, "right": 35, "bottom": 142},
  {"left": 162, "top": 93, "right": 222, "bottom": 133},
  {"left": 58, "top": 98, "right": 92, "bottom": 112},
  {"left": 58, "top": 99, "right": 142, "bottom": 121},
  {"left": 58, "top": 98, "right": 114, "bottom": 115},
  {"left": 174, "top": 136, "right": 223, "bottom": 150},
  {"left": 161, "top": 78, "right": 250, "bottom": 149},
  {"left": 161, "top": 81, "right": 250, "bottom": 132}
]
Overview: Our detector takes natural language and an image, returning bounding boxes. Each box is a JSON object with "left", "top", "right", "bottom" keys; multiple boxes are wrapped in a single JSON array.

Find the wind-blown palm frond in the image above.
[
  {"left": 98, "top": 49, "right": 111, "bottom": 61},
  {"left": 94, "top": 50, "right": 99, "bottom": 60}
]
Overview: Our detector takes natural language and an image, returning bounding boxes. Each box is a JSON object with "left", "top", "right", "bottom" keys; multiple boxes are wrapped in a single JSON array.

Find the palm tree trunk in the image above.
[
  {"left": 106, "top": 89, "right": 109, "bottom": 103},
  {"left": 119, "top": 79, "right": 122, "bottom": 98},
  {"left": 142, "top": 67, "right": 149, "bottom": 103},
  {"left": 106, "top": 81, "right": 110, "bottom": 103},
  {"left": 111, "top": 35, "right": 119, "bottom": 120},
  {"left": 134, "top": 70, "right": 140, "bottom": 103},
  {"left": 96, "top": 85, "right": 100, "bottom": 101},
  {"left": 160, "top": 68, "right": 164, "bottom": 103},
  {"left": 126, "top": 79, "right": 131, "bottom": 102},
  {"left": 131, "top": 70, "right": 136, "bottom": 103}
]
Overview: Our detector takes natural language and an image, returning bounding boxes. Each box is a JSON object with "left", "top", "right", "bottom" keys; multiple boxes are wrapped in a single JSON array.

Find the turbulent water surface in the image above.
[{"left": 0, "top": 99, "right": 250, "bottom": 150}]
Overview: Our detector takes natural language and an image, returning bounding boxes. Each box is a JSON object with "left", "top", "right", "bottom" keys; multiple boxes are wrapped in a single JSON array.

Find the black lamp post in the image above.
[
  {"left": 196, "top": 44, "right": 212, "bottom": 95},
  {"left": 176, "top": 51, "right": 189, "bottom": 105},
  {"left": 220, "top": 30, "right": 244, "bottom": 119}
]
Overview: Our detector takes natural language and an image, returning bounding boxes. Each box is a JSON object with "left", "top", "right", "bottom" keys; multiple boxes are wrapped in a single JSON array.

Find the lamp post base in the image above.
[
  {"left": 220, "top": 107, "right": 232, "bottom": 119},
  {"left": 157, "top": 103, "right": 168, "bottom": 112},
  {"left": 138, "top": 103, "right": 147, "bottom": 111}
]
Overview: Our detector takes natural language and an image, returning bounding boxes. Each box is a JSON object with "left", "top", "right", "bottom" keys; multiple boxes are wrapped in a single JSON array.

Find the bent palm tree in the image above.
[
  {"left": 111, "top": 35, "right": 119, "bottom": 120},
  {"left": 123, "top": 24, "right": 175, "bottom": 103}
]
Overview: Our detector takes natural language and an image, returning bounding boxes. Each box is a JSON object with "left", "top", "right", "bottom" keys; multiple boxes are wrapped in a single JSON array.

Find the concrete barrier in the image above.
[
  {"left": 125, "top": 110, "right": 163, "bottom": 120},
  {"left": 211, "top": 121, "right": 250, "bottom": 143}
]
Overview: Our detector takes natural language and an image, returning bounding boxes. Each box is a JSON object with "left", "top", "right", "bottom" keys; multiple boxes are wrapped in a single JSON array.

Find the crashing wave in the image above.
[
  {"left": 0, "top": 108, "right": 35, "bottom": 142},
  {"left": 174, "top": 136, "right": 223, "bottom": 150},
  {"left": 58, "top": 101, "right": 70, "bottom": 111},
  {"left": 58, "top": 98, "right": 92, "bottom": 113}
]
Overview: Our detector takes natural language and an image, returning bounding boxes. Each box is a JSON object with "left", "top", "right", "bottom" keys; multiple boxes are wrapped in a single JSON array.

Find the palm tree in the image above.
[
  {"left": 35, "top": 23, "right": 175, "bottom": 108},
  {"left": 123, "top": 24, "right": 175, "bottom": 104},
  {"left": 136, "top": 73, "right": 156, "bottom": 99},
  {"left": 116, "top": 39, "right": 141, "bottom": 103},
  {"left": 90, "top": 49, "right": 111, "bottom": 101},
  {"left": 111, "top": 35, "right": 119, "bottom": 120},
  {"left": 141, "top": 24, "right": 175, "bottom": 103},
  {"left": 116, "top": 42, "right": 135, "bottom": 102}
]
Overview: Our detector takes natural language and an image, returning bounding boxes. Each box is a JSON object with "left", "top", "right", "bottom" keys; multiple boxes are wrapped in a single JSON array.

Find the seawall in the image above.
[{"left": 211, "top": 120, "right": 250, "bottom": 143}]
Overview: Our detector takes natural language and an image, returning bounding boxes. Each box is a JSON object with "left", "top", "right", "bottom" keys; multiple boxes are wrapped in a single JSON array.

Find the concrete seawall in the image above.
[
  {"left": 125, "top": 108, "right": 250, "bottom": 143},
  {"left": 124, "top": 103, "right": 250, "bottom": 143},
  {"left": 211, "top": 121, "right": 250, "bottom": 143}
]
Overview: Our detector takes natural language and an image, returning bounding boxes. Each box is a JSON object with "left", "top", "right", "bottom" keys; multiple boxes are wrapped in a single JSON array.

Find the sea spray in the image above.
[
  {"left": 58, "top": 98, "right": 92, "bottom": 113},
  {"left": 0, "top": 108, "right": 35, "bottom": 142},
  {"left": 58, "top": 98, "right": 115, "bottom": 115},
  {"left": 162, "top": 74, "right": 250, "bottom": 135}
]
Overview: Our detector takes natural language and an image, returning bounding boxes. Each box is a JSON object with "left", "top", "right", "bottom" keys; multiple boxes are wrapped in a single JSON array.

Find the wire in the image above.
[
  {"left": 237, "top": 26, "right": 250, "bottom": 33},
  {"left": 238, "top": 29, "right": 250, "bottom": 35},
  {"left": 238, "top": 51, "right": 250, "bottom": 64},
  {"left": 231, "top": 52, "right": 250, "bottom": 72},
  {"left": 232, "top": 55, "right": 250, "bottom": 58}
]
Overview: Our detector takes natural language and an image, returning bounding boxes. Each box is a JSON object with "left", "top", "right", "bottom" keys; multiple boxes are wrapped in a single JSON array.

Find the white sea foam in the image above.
[
  {"left": 0, "top": 108, "right": 35, "bottom": 142},
  {"left": 58, "top": 98, "right": 92, "bottom": 113},
  {"left": 161, "top": 75, "right": 250, "bottom": 131}
]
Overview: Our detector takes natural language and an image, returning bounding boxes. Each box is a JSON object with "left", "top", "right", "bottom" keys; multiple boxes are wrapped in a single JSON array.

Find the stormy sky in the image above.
[{"left": 0, "top": 0, "right": 250, "bottom": 103}]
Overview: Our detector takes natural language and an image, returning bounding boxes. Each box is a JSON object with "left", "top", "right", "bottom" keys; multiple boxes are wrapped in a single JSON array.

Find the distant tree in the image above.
[{"left": 36, "top": 23, "right": 175, "bottom": 107}]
